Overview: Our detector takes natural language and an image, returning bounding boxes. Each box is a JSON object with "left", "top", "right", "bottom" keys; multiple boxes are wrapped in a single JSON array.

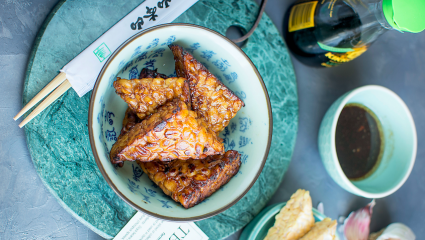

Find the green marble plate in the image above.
[{"left": 22, "top": 0, "right": 298, "bottom": 239}]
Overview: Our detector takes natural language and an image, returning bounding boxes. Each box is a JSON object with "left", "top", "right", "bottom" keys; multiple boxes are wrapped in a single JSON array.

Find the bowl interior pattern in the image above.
[{"left": 90, "top": 25, "right": 271, "bottom": 220}]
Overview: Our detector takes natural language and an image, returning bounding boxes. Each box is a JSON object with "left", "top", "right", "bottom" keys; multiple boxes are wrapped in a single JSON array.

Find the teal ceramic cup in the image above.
[{"left": 318, "top": 85, "right": 417, "bottom": 198}]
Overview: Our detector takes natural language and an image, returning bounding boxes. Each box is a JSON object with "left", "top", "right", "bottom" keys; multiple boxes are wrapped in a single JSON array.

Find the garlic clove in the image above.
[
  {"left": 376, "top": 223, "right": 415, "bottom": 240},
  {"left": 343, "top": 200, "right": 376, "bottom": 240}
]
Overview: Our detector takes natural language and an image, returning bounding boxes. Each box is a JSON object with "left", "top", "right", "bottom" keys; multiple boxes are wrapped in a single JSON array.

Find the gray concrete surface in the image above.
[{"left": 1, "top": 0, "right": 424, "bottom": 239}]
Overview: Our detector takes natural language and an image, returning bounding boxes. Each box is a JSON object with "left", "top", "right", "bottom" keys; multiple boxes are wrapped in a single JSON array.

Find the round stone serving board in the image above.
[{"left": 22, "top": 0, "right": 298, "bottom": 239}]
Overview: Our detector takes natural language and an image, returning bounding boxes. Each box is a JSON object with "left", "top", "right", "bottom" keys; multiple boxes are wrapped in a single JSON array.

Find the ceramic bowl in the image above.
[
  {"left": 239, "top": 202, "right": 340, "bottom": 240},
  {"left": 88, "top": 24, "right": 272, "bottom": 221},
  {"left": 318, "top": 85, "right": 417, "bottom": 198}
]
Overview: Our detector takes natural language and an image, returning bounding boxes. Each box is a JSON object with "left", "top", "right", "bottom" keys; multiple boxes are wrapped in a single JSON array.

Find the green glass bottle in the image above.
[{"left": 283, "top": 0, "right": 425, "bottom": 67}]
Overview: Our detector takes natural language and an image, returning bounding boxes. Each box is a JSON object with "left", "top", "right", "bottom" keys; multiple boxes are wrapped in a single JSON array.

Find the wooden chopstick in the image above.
[
  {"left": 18, "top": 79, "right": 72, "bottom": 128},
  {"left": 14, "top": 72, "right": 67, "bottom": 121}
]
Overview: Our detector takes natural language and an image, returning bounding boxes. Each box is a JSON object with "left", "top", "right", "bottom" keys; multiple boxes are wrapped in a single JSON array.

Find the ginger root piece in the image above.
[
  {"left": 139, "top": 150, "right": 241, "bottom": 208},
  {"left": 264, "top": 189, "right": 315, "bottom": 240},
  {"left": 110, "top": 99, "right": 224, "bottom": 164},
  {"left": 113, "top": 77, "right": 190, "bottom": 120},
  {"left": 169, "top": 44, "right": 244, "bottom": 133},
  {"left": 299, "top": 218, "right": 337, "bottom": 240}
]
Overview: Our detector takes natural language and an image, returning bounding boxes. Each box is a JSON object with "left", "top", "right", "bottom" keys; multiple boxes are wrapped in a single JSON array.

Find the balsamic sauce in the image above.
[{"left": 335, "top": 104, "right": 383, "bottom": 180}]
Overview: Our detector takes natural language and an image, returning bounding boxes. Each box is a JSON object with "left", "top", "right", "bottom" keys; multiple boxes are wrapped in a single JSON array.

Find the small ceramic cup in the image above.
[{"left": 318, "top": 85, "right": 417, "bottom": 198}]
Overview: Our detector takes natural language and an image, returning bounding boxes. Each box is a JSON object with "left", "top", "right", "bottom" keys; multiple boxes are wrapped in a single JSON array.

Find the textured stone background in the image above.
[
  {"left": 2, "top": 0, "right": 425, "bottom": 239},
  {"left": 0, "top": 1, "right": 104, "bottom": 238}
]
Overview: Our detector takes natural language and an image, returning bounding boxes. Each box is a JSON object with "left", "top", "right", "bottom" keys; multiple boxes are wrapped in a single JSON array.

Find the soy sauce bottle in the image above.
[{"left": 284, "top": 0, "right": 425, "bottom": 67}]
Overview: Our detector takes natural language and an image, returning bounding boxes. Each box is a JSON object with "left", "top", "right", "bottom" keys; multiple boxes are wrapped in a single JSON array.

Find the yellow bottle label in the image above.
[
  {"left": 288, "top": 1, "right": 318, "bottom": 32},
  {"left": 321, "top": 46, "right": 368, "bottom": 67}
]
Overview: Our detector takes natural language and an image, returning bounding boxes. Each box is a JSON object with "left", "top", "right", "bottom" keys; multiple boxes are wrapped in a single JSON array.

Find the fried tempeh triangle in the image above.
[
  {"left": 139, "top": 150, "right": 241, "bottom": 209},
  {"left": 114, "top": 69, "right": 181, "bottom": 167},
  {"left": 110, "top": 99, "right": 224, "bottom": 164},
  {"left": 264, "top": 189, "right": 315, "bottom": 240},
  {"left": 113, "top": 107, "right": 143, "bottom": 168},
  {"left": 118, "top": 108, "right": 240, "bottom": 208},
  {"left": 299, "top": 218, "right": 337, "bottom": 240},
  {"left": 113, "top": 76, "right": 190, "bottom": 119},
  {"left": 169, "top": 44, "right": 244, "bottom": 133}
]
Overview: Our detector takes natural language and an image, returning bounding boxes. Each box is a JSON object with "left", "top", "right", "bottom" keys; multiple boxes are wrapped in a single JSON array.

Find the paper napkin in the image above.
[{"left": 114, "top": 212, "right": 209, "bottom": 240}]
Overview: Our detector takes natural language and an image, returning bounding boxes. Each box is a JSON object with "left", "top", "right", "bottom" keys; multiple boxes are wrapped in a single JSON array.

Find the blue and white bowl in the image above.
[{"left": 88, "top": 24, "right": 272, "bottom": 221}]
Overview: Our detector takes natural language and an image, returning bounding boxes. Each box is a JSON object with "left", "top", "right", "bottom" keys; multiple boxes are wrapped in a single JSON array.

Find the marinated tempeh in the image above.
[
  {"left": 119, "top": 107, "right": 142, "bottom": 138},
  {"left": 139, "top": 150, "right": 241, "bottom": 208},
  {"left": 110, "top": 99, "right": 224, "bottom": 164},
  {"left": 114, "top": 77, "right": 190, "bottom": 120},
  {"left": 120, "top": 108, "right": 241, "bottom": 208},
  {"left": 169, "top": 44, "right": 244, "bottom": 133},
  {"left": 138, "top": 68, "right": 168, "bottom": 79}
]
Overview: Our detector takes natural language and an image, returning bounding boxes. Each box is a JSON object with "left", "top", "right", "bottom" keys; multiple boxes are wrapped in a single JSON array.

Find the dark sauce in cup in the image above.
[{"left": 335, "top": 103, "right": 384, "bottom": 180}]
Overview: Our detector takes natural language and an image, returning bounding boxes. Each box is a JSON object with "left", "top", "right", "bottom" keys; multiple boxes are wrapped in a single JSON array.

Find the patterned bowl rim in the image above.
[{"left": 88, "top": 23, "right": 273, "bottom": 221}]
